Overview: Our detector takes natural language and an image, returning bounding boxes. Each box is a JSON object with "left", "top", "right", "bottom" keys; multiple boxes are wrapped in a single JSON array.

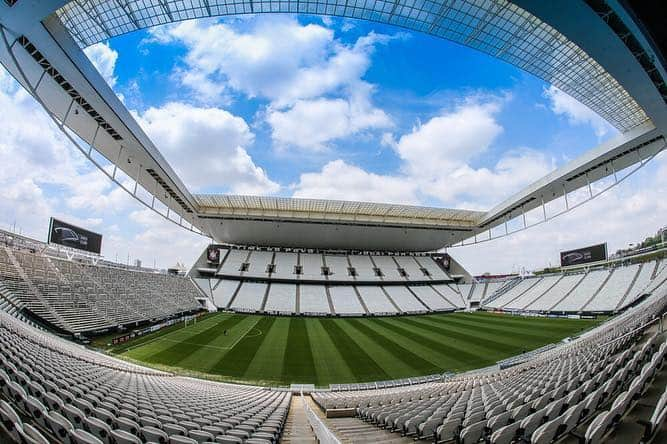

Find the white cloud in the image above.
[
  {"left": 267, "top": 84, "right": 392, "bottom": 150},
  {"left": 544, "top": 86, "right": 615, "bottom": 139},
  {"left": 150, "top": 17, "right": 395, "bottom": 150},
  {"left": 393, "top": 101, "right": 503, "bottom": 177},
  {"left": 134, "top": 102, "right": 280, "bottom": 195},
  {"left": 291, "top": 159, "right": 419, "bottom": 204},
  {"left": 152, "top": 17, "right": 334, "bottom": 104},
  {"left": 293, "top": 99, "right": 550, "bottom": 209},
  {"left": 84, "top": 42, "right": 118, "bottom": 88}
]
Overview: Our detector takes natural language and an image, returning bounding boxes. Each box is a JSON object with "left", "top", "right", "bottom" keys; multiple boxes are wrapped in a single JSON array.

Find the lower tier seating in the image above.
[
  {"left": 0, "top": 311, "right": 290, "bottom": 444},
  {"left": 211, "top": 279, "right": 467, "bottom": 316},
  {"left": 312, "top": 290, "right": 667, "bottom": 443}
]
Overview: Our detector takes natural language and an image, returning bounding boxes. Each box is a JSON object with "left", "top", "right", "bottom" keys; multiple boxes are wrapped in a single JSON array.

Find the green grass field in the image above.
[{"left": 107, "top": 312, "right": 601, "bottom": 386}]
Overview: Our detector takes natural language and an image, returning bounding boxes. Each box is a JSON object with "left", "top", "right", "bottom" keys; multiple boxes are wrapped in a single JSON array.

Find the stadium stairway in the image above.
[
  {"left": 280, "top": 396, "right": 317, "bottom": 443},
  {"left": 306, "top": 397, "right": 412, "bottom": 443}
]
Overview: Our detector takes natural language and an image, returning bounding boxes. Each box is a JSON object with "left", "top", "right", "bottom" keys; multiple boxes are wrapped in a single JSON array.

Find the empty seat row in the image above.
[
  {"left": 0, "top": 247, "right": 202, "bottom": 333},
  {"left": 0, "top": 310, "right": 290, "bottom": 444}
]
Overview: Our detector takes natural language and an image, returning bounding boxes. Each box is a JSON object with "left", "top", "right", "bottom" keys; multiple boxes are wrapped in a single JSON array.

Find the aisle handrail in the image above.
[{"left": 301, "top": 391, "right": 341, "bottom": 444}]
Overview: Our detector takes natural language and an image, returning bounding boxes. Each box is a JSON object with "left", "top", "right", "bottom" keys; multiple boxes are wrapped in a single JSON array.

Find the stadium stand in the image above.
[
  {"left": 485, "top": 277, "right": 542, "bottom": 309},
  {"left": 323, "top": 255, "right": 353, "bottom": 282},
  {"left": 264, "top": 283, "right": 296, "bottom": 314},
  {"left": 0, "top": 247, "right": 201, "bottom": 334},
  {"left": 298, "top": 285, "right": 331, "bottom": 315},
  {"left": 0, "top": 310, "right": 290, "bottom": 444},
  {"left": 483, "top": 259, "right": 666, "bottom": 314},
  {"left": 382, "top": 286, "right": 428, "bottom": 314},
  {"left": 357, "top": 286, "right": 398, "bottom": 315},
  {"left": 206, "top": 248, "right": 454, "bottom": 285},
  {"left": 524, "top": 273, "right": 585, "bottom": 312},
  {"left": 503, "top": 275, "right": 563, "bottom": 311},
  {"left": 312, "top": 286, "right": 667, "bottom": 444},
  {"left": 211, "top": 279, "right": 469, "bottom": 317},
  {"left": 619, "top": 261, "right": 658, "bottom": 309},
  {"left": 432, "top": 284, "right": 466, "bottom": 308},
  {"left": 462, "top": 283, "right": 477, "bottom": 303},
  {"left": 229, "top": 282, "right": 267, "bottom": 313},
  {"left": 408, "top": 286, "right": 456, "bottom": 312},
  {"left": 272, "top": 252, "right": 298, "bottom": 280},
  {"left": 329, "top": 286, "right": 365, "bottom": 316},
  {"left": 551, "top": 269, "right": 611, "bottom": 312},
  {"left": 211, "top": 279, "right": 239, "bottom": 310},
  {"left": 583, "top": 264, "right": 641, "bottom": 312},
  {"left": 243, "top": 251, "right": 274, "bottom": 279},
  {"left": 484, "top": 281, "right": 505, "bottom": 300}
]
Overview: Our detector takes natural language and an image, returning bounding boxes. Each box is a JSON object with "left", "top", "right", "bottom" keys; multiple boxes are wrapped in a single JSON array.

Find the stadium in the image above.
[{"left": 0, "top": 0, "right": 666, "bottom": 443}]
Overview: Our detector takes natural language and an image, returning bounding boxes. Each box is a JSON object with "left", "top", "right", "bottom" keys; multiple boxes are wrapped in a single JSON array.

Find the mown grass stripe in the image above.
[
  {"left": 209, "top": 316, "right": 273, "bottom": 377},
  {"left": 115, "top": 311, "right": 600, "bottom": 386},
  {"left": 306, "top": 319, "right": 356, "bottom": 385},
  {"left": 398, "top": 316, "right": 521, "bottom": 355},
  {"left": 142, "top": 314, "right": 246, "bottom": 365},
  {"left": 346, "top": 318, "right": 440, "bottom": 374},
  {"left": 282, "top": 318, "right": 317, "bottom": 383},
  {"left": 453, "top": 312, "right": 597, "bottom": 332},
  {"left": 358, "top": 318, "right": 456, "bottom": 368},
  {"left": 243, "top": 317, "right": 290, "bottom": 383},
  {"left": 319, "top": 318, "right": 390, "bottom": 382},
  {"left": 423, "top": 314, "right": 558, "bottom": 342},
  {"left": 372, "top": 318, "right": 483, "bottom": 365},
  {"left": 337, "top": 319, "right": 421, "bottom": 380}
]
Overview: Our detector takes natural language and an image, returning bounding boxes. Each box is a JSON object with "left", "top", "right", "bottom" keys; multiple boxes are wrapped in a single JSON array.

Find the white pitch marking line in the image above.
[
  {"left": 120, "top": 315, "right": 226, "bottom": 352},
  {"left": 123, "top": 318, "right": 263, "bottom": 353}
]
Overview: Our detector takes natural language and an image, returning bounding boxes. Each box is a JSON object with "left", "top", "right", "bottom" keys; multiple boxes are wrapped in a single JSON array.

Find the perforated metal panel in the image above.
[{"left": 55, "top": 0, "right": 648, "bottom": 131}]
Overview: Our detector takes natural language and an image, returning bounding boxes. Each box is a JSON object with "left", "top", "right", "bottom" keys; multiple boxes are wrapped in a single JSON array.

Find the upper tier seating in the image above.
[
  {"left": 0, "top": 247, "right": 201, "bottom": 334},
  {"left": 213, "top": 248, "right": 452, "bottom": 284},
  {"left": 0, "top": 311, "right": 290, "bottom": 444}
]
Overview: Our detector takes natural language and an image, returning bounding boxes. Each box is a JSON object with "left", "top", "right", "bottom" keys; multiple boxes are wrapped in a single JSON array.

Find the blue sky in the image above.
[{"left": 1, "top": 14, "right": 665, "bottom": 273}]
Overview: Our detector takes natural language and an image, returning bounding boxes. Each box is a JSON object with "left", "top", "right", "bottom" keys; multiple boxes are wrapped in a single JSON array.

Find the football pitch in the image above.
[{"left": 108, "top": 312, "right": 601, "bottom": 386}]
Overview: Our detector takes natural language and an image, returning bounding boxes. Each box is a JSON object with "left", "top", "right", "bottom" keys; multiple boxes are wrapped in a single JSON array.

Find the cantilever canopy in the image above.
[{"left": 0, "top": 0, "right": 665, "bottom": 250}]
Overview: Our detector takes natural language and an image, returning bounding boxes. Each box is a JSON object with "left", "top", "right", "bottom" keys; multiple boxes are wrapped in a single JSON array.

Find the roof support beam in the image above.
[
  {"left": 157, "top": 0, "right": 174, "bottom": 22},
  {"left": 116, "top": 0, "right": 141, "bottom": 30}
]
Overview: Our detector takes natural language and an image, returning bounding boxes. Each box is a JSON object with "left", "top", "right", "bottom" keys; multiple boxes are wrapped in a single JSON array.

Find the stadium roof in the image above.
[
  {"left": 1, "top": 0, "right": 665, "bottom": 251},
  {"left": 195, "top": 195, "right": 484, "bottom": 227},
  {"left": 54, "top": 0, "right": 648, "bottom": 133}
]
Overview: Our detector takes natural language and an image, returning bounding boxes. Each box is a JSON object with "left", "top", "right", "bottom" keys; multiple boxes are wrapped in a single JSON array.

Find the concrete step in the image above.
[
  {"left": 280, "top": 396, "right": 317, "bottom": 443},
  {"left": 306, "top": 397, "right": 412, "bottom": 444}
]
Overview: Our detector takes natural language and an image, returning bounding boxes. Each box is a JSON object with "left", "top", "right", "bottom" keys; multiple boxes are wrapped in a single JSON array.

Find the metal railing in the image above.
[{"left": 301, "top": 392, "right": 341, "bottom": 444}]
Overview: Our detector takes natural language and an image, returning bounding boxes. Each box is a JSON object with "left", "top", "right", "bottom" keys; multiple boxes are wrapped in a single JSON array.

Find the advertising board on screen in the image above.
[
  {"left": 48, "top": 218, "right": 103, "bottom": 254},
  {"left": 560, "top": 243, "right": 607, "bottom": 267}
]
